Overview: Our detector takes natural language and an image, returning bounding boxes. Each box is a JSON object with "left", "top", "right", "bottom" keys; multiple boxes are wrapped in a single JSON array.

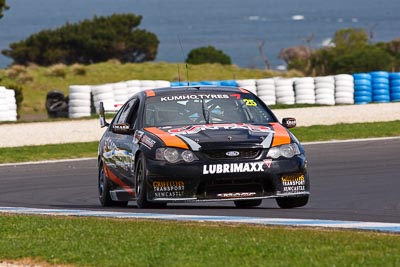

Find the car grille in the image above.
[{"left": 202, "top": 148, "right": 261, "bottom": 159}]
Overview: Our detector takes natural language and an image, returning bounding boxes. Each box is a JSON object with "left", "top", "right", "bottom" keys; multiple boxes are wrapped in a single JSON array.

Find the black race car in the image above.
[{"left": 98, "top": 86, "right": 310, "bottom": 208}]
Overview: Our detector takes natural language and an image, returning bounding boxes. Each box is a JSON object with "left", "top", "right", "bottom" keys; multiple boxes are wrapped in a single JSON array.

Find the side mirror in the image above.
[
  {"left": 112, "top": 123, "right": 133, "bottom": 134},
  {"left": 99, "top": 102, "right": 109, "bottom": 128},
  {"left": 282, "top": 117, "right": 296, "bottom": 128}
]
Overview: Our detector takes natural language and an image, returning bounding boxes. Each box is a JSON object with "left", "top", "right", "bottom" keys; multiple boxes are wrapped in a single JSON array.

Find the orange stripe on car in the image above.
[
  {"left": 239, "top": 88, "right": 250, "bottom": 93},
  {"left": 270, "top": 123, "right": 291, "bottom": 147},
  {"left": 103, "top": 164, "right": 135, "bottom": 196},
  {"left": 145, "top": 89, "right": 155, "bottom": 97},
  {"left": 144, "top": 127, "right": 189, "bottom": 149}
]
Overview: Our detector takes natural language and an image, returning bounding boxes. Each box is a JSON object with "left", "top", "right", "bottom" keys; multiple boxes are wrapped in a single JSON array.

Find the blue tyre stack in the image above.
[
  {"left": 353, "top": 73, "right": 372, "bottom": 104},
  {"left": 370, "top": 71, "right": 390, "bottom": 103},
  {"left": 389, "top": 72, "right": 400, "bottom": 102}
]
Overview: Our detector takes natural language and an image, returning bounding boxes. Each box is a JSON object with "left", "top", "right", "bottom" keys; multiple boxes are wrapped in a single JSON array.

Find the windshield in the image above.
[{"left": 144, "top": 92, "right": 275, "bottom": 127}]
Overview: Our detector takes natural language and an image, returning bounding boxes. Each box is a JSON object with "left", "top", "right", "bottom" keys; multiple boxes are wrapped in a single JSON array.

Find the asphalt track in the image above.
[{"left": 0, "top": 138, "right": 399, "bottom": 224}]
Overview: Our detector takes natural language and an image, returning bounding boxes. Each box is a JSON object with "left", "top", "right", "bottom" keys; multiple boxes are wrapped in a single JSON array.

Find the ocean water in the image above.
[{"left": 0, "top": 0, "right": 399, "bottom": 69}]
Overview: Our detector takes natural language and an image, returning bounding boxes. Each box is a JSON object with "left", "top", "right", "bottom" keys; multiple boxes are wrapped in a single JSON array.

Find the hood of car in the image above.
[{"left": 144, "top": 123, "right": 292, "bottom": 151}]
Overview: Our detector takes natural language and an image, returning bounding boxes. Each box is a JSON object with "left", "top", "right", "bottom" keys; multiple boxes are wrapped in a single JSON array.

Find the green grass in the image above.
[
  {"left": 0, "top": 142, "right": 98, "bottom": 163},
  {"left": 0, "top": 215, "right": 398, "bottom": 267},
  {"left": 291, "top": 120, "right": 400, "bottom": 142},
  {"left": 1, "top": 121, "right": 399, "bottom": 164}
]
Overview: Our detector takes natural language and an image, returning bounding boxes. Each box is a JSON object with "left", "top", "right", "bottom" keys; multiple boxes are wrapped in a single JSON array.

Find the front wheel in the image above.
[
  {"left": 276, "top": 196, "right": 309, "bottom": 209},
  {"left": 135, "top": 153, "right": 166, "bottom": 209},
  {"left": 98, "top": 161, "right": 128, "bottom": 207}
]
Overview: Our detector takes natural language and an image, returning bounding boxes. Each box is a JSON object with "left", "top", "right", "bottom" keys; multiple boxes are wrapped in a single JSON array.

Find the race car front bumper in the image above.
[{"left": 145, "top": 154, "right": 310, "bottom": 202}]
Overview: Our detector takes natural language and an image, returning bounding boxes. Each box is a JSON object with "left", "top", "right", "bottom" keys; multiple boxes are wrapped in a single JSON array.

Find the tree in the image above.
[
  {"left": 2, "top": 13, "right": 159, "bottom": 66},
  {"left": 332, "top": 28, "right": 369, "bottom": 54},
  {"left": 186, "top": 46, "right": 231, "bottom": 65},
  {"left": 0, "top": 0, "right": 9, "bottom": 19},
  {"left": 283, "top": 28, "right": 397, "bottom": 75}
]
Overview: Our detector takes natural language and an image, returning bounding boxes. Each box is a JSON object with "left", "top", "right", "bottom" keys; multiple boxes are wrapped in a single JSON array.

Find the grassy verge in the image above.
[
  {"left": 0, "top": 215, "right": 398, "bottom": 267},
  {"left": 0, "top": 142, "right": 98, "bottom": 163},
  {"left": 1, "top": 121, "right": 399, "bottom": 164}
]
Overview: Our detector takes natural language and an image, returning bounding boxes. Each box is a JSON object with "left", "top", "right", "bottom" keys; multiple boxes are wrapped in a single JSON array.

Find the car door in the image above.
[{"left": 108, "top": 98, "right": 138, "bottom": 186}]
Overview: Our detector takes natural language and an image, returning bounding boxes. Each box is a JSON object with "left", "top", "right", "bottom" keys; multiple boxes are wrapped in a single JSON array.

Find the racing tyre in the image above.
[
  {"left": 98, "top": 161, "right": 128, "bottom": 207},
  {"left": 135, "top": 153, "right": 166, "bottom": 209},
  {"left": 276, "top": 196, "right": 309, "bottom": 209},
  {"left": 234, "top": 199, "right": 262, "bottom": 208}
]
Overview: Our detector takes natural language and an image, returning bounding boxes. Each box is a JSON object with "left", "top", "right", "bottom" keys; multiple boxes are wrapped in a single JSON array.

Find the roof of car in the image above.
[{"left": 143, "top": 86, "right": 250, "bottom": 96}]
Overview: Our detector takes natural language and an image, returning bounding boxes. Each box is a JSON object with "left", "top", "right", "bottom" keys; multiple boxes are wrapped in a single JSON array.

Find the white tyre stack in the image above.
[
  {"left": 275, "top": 78, "right": 295, "bottom": 105},
  {"left": 314, "top": 76, "right": 335, "bottom": 105},
  {"left": 0, "top": 86, "right": 18, "bottom": 122},
  {"left": 5, "top": 89, "right": 18, "bottom": 121},
  {"left": 294, "top": 77, "right": 315, "bottom": 104},
  {"left": 335, "top": 74, "right": 354, "bottom": 105},
  {"left": 91, "top": 84, "right": 115, "bottom": 113},
  {"left": 68, "top": 85, "right": 92, "bottom": 118},
  {"left": 0, "top": 87, "right": 8, "bottom": 121},
  {"left": 113, "top": 82, "right": 130, "bottom": 107},
  {"left": 256, "top": 78, "right": 276, "bottom": 105},
  {"left": 126, "top": 80, "right": 142, "bottom": 96},
  {"left": 236, "top": 79, "right": 257, "bottom": 95},
  {"left": 140, "top": 80, "right": 156, "bottom": 90},
  {"left": 154, "top": 80, "right": 171, "bottom": 88}
]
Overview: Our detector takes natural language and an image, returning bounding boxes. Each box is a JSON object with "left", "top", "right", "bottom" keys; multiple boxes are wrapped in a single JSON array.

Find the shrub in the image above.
[
  {"left": 47, "top": 64, "right": 67, "bottom": 78},
  {"left": 186, "top": 46, "right": 232, "bottom": 65},
  {"left": 5, "top": 64, "right": 27, "bottom": 79},
  {"left": 71, "top": 64, "right": 87, "bottom": 76},
  {"left": 2, "top": 13, "right": 159, "bottom": 66}
]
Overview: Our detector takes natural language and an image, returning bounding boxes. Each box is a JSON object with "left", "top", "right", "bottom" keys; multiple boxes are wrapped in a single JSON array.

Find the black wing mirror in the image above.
[
  {"left": 282, "top": 117, "right": 296, "bottom": 128},
  {"left": 99, "top": 101, "right": 109, "bottom": 128}
]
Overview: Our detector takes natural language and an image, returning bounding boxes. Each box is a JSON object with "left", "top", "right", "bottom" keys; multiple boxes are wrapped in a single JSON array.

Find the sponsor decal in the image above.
[
  {"left": 217, "top": 192, "right": 257, "bottom": 198},
  {"left": 243, "top": 99, "right": 257, "bottom": 106},
  {"left": 226, "top": 151, "right": 240, "bottom": 157},
  {"left": 203, "top": 162, "right": 265, "bottom": 174},
  {"left": 140, "top": 135, "right": 156, "bottom": 149},
  {"left": 160, "top": 94, "right": 229, "bottom": 102},
  {"left": 168, "top": 123, "right": 273, "bottom": 135},
  {"left": 133, "top": 130, "right": 144, "bottom": 143},
  {"left": 263, "top": 159, "right": 272, "bottom": 168},
  {"left": 281, "top": 174, "right": 305, "bottom": 192},
  {"left": 153, "top": 181, "right": 185, "bottom": 198},
  {"left": 230, "top": 93, "right": 241, "bottom": 99}
]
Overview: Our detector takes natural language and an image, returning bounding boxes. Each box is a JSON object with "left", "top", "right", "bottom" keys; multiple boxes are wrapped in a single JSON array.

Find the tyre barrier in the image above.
[
  {"left": 334, "top": 74, "right": 354, "bottom": 105},
  {"left": 62, "top": 73, "right": 400, "bottom": 119},
  {"left": 353, "top": 73, "right": 372, "bottom": 104},
  {"left": 275, "top": 78, "right": 295, "bottom": 105},
  {"left": 294, "top": 77, "right": 315, "bottom": 104},
  {"left": 371, "top": 71, "right": 390, "bottom": 103},
  {"left": 389, "top": 72, "right": 400, "bottom": 102},
  {"left": 256, "top": 78, "right": 276, "bottom": 105},
  {"left": 0, "top": 86, "right": 18, "bottom": 122},
  {"left": 315, "top": 76, "right": 335, "bottom": 106}
]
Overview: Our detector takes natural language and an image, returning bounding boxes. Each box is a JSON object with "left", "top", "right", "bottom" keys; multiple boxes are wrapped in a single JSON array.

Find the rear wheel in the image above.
[
  {"left": 98, "top": 161, "right": 128, "bottom": 207},
  {"left": 234, "top": 199, "right": 262, "bottom": 208},
  {"left": 276, "top": 196, "right": 309, "bottom": 209}
]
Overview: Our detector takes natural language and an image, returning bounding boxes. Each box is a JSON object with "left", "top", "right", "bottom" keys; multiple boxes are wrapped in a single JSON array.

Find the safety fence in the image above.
[{"left": 0, "top": 86, "right": 17, "bottom": 122}]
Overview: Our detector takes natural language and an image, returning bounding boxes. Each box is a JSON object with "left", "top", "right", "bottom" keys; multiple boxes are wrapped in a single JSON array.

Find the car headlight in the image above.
[
  {"left": 156, "top": 148, "right": 199, "bottom": 163},
  {"left": 267, "top": 143, "right": 300, "bottom": 159}
]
